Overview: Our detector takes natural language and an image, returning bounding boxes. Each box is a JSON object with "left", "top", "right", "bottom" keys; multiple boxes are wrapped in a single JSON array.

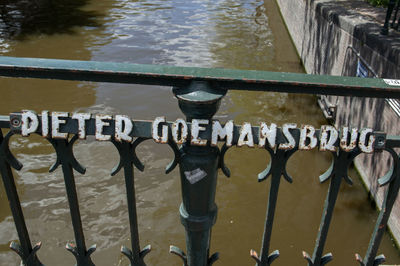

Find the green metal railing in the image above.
[{"left": 0, "top": 56, "right": 400, "bottom": 266}]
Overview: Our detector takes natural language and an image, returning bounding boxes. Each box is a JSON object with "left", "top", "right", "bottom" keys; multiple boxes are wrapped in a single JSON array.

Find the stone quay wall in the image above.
[{"left": 275, "top": 0, "right": 400, "bottom": 244}]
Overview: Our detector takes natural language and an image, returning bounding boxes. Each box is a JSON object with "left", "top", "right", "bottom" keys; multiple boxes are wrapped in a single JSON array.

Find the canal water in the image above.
[{"left": 0, "top": 0, "right": 399, "bottom": 265}]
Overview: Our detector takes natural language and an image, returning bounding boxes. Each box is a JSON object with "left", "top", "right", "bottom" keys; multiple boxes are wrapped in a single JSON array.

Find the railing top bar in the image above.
[
  {"left": 0, "top": 56, "right": 399, "bottom": 98},
  {"left": 0, "top": 116, "right": 9, "bottom": 129}
]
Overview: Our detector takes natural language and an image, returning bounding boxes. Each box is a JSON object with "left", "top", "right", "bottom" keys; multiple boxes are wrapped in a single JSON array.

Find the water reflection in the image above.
[
  {"left": 0, "top": 0, "right": 399, "bottom": 265},
  {"left": 0, "top": 0, "right": 101, "bottom": 39}
]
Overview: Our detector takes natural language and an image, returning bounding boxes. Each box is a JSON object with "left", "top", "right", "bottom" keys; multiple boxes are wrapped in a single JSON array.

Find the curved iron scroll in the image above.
[
  {"left": 47, "top": 135, "right": 95, "bottom": 266},
  {"left": 355, "top": 147, "right": 400, "bottom": 266},
  {"left": 303, "top": 148, "right": 361, "bottom": 266},
  {"left": 251, "top": 145, "right": 297, "bottom": 266},
  {"left": 169, "top": 245, "right": 219, "bottom": 266},
  {"left": 2, "top": 111, "right": 400, "bottom": 266},
  {"left": 218, "top": 143, "right": 231, "bottom": 178},
  {"left": 111, "top": 137, "right": 152, "bottom": 266},
  {"left": 0, "top": 130, "right": 43, "bottom": 266}
]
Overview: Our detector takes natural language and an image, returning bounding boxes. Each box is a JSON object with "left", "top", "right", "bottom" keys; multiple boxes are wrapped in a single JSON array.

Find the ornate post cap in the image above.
[{"left": 173, "top": 81, "right": 226, "bottom": 120}]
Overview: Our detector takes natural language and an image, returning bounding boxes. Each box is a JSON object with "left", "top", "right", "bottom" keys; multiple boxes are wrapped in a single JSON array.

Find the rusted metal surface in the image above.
[
  {"left": 172, "top": 118, "right": 188, "bottom": 145},
  {"left": 152, "top": 116, "right": 168, "bottom": 144},
  {"left": 259, "top": 122, "right": 277, "bottom": 149},
  {"left": 340, "top": 127, "right": 359, "bottom": 152},
  {"left": 278, "top": 123, "right": 297, "bottom": 150},
  {"left": 4, "top": 113, "right": 385, "bottom": 153},
  {"left": 319, "top": 125, "right": 338, "bottom": 152},
  {"left": 299, "top": 125, "right": 318, "bottom": 150},
  {"left": 51, "top": 111, "right": 69, "bottom": 139},
  {"left": 211, "top": 120, "right": 233, "bottom": 147},
  {"left": 72, "top": 113, "right": 91, "bottom": 140},
  {"left": 95, "top": 114, "right": 112, "bottom": 141},
  {"left": 4, "top": 112, "right": 383, "bottom": 153},
  {"left": 3, "top": 108, "right": 394, "bottom": 266},
  {"left": 237, "top": 122, "right": 255, "bottom": 148},
  {"left": 21, "top": 110, "right": 39, "bottom": 137},
  {"left": 115, "top": 115, "right": 133, "bottom": 142},
  {"left": 41, "top": 111, "right": 49, "bottom": 138},
  {"left": 358, "top": 128, "right": 375, "bottom": 153},
  {"left": 190, "top": 119, "right": 208, "bottom": 146}
]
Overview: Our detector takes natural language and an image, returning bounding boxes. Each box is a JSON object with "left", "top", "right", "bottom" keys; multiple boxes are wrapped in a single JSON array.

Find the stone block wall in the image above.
[{"left": 275, "top": 0, "right": 400, "bottom": 244}]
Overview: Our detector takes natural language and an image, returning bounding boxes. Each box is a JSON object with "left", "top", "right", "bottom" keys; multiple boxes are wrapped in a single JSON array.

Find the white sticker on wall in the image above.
[
  {"left": 384, "top": 79, "right": 400, "bottom": 86},
  {"left": 184, "top": 168, "right": 207, "bottom": 184}
]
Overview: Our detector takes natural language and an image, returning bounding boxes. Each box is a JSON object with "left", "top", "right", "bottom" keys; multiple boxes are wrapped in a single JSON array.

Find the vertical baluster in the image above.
[
  {"left": 355, "top": 148, "right": 400, "bottom": 266},
  {"left": 304, "top": 150, "right": 358, "bottom": 266},
  {"left": 111, "top": 137, "right": 151, "bottom": 266},
  {"left": 306, "top": 175, "right": 340, "bottom": 266},
  {"left": 0, "top": 130, "right": 42, "bottom": 265},
  {"left": 169, "top": 81, "right": 225, "bottom": 266},
  {"left": 49, "top": 136, "right": 96, "bottom": 265},
  {"left": 251, "top": 148, "right": 296, "bottom": 266},
  {"left": 122, "top": 162, "right": 141, "bottom": 264},
  {"left": 259, "top": 169, "right": 281, "bottom": 266}
]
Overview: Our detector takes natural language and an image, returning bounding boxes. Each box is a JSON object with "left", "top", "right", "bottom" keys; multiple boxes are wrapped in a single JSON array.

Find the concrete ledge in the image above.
[
  {"left": 276, "top": 0, "right": 400, "bottom": 77},
  {"left": 314, "top": 1, "right": 400, "bottom": 70}
]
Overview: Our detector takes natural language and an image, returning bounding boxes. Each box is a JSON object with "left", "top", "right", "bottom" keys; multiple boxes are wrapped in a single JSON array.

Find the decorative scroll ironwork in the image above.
[
  {"left": 111, "top": 137, "right": 151, "bottom": 265},
  {"left": 218, "top": 143, "right": 231, "bottom": 178},
  {"left": 355, "top": 146, "right": 400, "bottom": 266},
  {"left": 303, "top": 148, "right": 361, "bottom": 266},
  {"left": 47, "top": 135, "right": 96, "bottom": 266},
  {"left": 250, "top": 145, "right": 297, "bottom": 266},
  {"left": 0, "top": 108, "right": 398, "bottom": 266},
  {"left": 0, "top": 130, "right": 43, "bottom": 266}
]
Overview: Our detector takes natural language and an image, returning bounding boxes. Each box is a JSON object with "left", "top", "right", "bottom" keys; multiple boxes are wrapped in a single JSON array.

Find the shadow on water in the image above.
[{"left": 0, "top": 0, "right": 101, "bottom": 39}]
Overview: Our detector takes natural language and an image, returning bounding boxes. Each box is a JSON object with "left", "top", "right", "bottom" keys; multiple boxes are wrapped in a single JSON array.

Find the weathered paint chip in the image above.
[
  {"left": 359, "top": 128, "right": 375, "bottom": 153},
  {"left": 41, "top": 110, "right": 49, "bottom": 138},
  {"left": 95, "top": 114, "right": 112, "bottom": 141},
  {"left": 115, "top": 115, "right": 133, "bottom": 142},
  {"left": 172, "top": 118, "right": 188, "bottom": 145},
  {"left": 191, "top": 119, "right": 208, "bottom": 146},
  {"left": 279, "top": 123, "right": 297, "bottom": 150},
  {"left": 52, "top": 112, "right": 69, "bottom": 139},
  {"left": 299, "top": 125, "right": 317, "bottom": 150},
  {"left": 259, "top": 122, "right": 277, "bottom": 149},
  {"left": 340, "top": 127, "right": 358, "bottom": 152},
  {"left": 319, "top": 125, "right": 338, "bottom": 152},
  {"left": 211, "top": 120, "right": 233, "bottom": 147},
  {"left": 238, "top": 122, "right": 254, "bottom": 147},
  {"left": 21, "top": 110, "right": 39, "bottom": 137},
  {"left": 152, "top": 116, "right": 168, "bottom": 143},
  {"left": 72, "top": 113, "right": 91, "bottom": 139}
]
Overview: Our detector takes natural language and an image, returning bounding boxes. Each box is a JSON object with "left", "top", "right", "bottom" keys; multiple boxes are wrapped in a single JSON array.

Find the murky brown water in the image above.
[{"left": 0, "top": 0, "right": 399, "bottom": 265}]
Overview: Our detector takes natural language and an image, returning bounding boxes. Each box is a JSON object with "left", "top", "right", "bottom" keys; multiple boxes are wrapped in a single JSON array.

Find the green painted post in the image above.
[{"left": 172, "top": 81, "right": 226, "bottom": 266}]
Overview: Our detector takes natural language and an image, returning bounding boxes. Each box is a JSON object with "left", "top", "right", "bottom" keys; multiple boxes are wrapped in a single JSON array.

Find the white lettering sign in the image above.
[
  {"left": 15, "top": 110, "right": 380, "bottom": 153},
  {"left": 21, "top": 110, "right": 39, "bottom": 137},
  {"left": 384, "top": 79, "right": 400, "bottom": 86},
  {"left": 52, "top": 112, "right": 68, "bottom": 139}
]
